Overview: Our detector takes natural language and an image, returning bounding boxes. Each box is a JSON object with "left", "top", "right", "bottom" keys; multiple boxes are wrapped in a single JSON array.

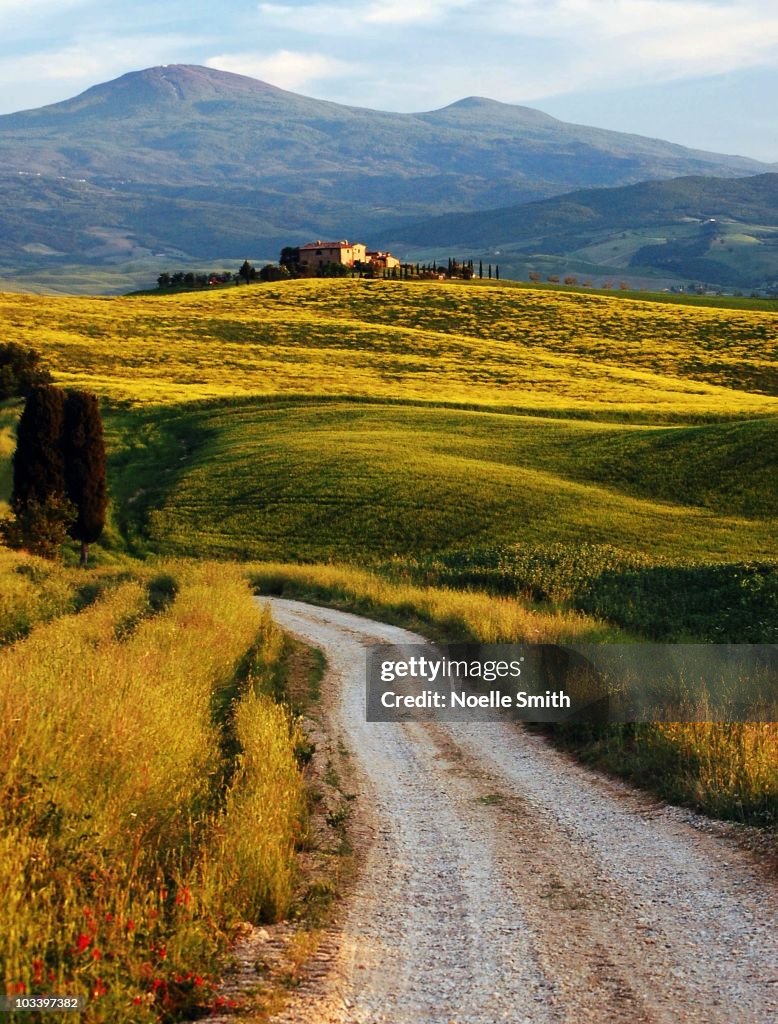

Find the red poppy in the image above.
[
  {"left": 175, "top": 886, "right": 192, "bottom": 907},
  {"left": 76, "top": 933, "right": 91, "bottom": 952}
]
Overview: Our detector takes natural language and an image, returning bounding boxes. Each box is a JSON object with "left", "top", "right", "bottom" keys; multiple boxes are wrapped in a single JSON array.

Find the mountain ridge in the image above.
[{"left": 0, "top": 65, "right": 775, "bottom": 290}]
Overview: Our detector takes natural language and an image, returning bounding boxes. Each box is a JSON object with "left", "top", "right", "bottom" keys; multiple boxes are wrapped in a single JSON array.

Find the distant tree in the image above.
[
  {"left": 495, "top": 265, "right": 500, "bottom": 281},
  {"left": 63, "top": 390, "right": 107, "bottom": 567},
  {"left": 479, "top": 260, "right": 483, "bottom": 279},
  {"left": 547, "top": 274, "right": 560, "bottom": 284},
  {"left": 488, "top": 264, "right": 492, "bottom": 279},
  {"left": 238, "top": 260, "right": 256, "bottom": 284},
  {"left": 259, "top": 263, "right": 291, "bottom": 282},
  {"left": 279, "top": 247, "right": 301, "bottom": 276},
  {"left": 318, "top": 261, "right": 350, "bottom": 278},
  {"left": 157, "top": 272, "right": 171, "bottom": 289},
  {"left": 0, "top": 343, "right": 53, "bottom": 400},
  {"left": 528, "top": 271, "right": 541, "bottom": 282},
  {"left": 563, "top": 276, "right": 578, "bottom": 286}
]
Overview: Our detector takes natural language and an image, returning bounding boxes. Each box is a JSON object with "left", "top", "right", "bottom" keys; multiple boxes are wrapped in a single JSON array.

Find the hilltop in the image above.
[{"left": 0, "top": 64, "right": 773, "bottom": 289}]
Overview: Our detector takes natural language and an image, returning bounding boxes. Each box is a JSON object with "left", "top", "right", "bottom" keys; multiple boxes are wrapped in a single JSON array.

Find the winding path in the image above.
[{"left": 261, "top": 597, "right": 778, "bottom": 1024}]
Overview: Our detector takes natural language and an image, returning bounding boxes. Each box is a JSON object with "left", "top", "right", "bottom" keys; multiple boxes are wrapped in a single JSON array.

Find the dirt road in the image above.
[{"left": 261, "top": 597, "right": 778, "bottom": 1024}]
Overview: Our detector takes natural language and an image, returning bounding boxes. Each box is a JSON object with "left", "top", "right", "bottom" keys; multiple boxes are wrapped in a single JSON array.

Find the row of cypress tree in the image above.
[{"left": 7, "top": 384, "right": 107, "bottom": 565}]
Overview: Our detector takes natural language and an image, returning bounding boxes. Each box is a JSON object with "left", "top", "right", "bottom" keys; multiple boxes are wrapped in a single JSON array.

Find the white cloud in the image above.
[
  {"left": 255, "top": 0, "right": 476, "bottom": 32},
  {"left": 468, "top": 0, "right": 778, "bottom": 96},
  {"left": 0, "top": 33, "right": 204, "bottom": 112},
  {"left": 255, "top": 0, "right": 778, "bottom": 91},
  {"left": 206, "top": 50, "right": 358, "bottom": 90}
]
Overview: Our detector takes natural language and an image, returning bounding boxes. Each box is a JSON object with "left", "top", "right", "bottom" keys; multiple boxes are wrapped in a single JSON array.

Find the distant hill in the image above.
[
  {"left": 383, "top": 174, "right": 778, "bottom": 290},
  {"left": 0, "top": 64, "right": 773, "bottom": 287}
]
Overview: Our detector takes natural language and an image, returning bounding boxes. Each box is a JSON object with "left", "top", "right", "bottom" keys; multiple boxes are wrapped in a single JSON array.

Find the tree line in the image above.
[{"left": 156, "top": 255, "right": 502, "bottom": 288}]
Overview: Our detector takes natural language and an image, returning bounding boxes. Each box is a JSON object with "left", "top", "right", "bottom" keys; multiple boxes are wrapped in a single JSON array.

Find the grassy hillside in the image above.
[
  {"left": 0, "top": 275, "right": 776, "bottom": 594},
  {"left": 0, "top": 267, "right": 776, "bottom": 953},
  {"left": 103, "top": 402, "right": 778, "bottom": 565},
  {"left": 1, "top": 278, "right": 777, "bottom": 416}
]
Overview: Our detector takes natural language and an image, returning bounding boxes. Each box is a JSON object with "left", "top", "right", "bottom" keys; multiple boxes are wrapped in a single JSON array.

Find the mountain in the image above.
[
  {"left": 383, "top": 174, "right": 778, "bottom": 290},
  {"left": 0, "top": 64, "right": 773, "bottom": 285}
]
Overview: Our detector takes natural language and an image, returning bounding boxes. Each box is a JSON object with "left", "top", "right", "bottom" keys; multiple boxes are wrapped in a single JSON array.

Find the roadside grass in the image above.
[
  {"left": 249, "top": 561, "right": 623, "bottom": 644},
  {"left": 401, "top": 544, "right": 778, "bottom": 643},
  {"left": 0, "top": 558, "right": 305, "bottom": 1021}
]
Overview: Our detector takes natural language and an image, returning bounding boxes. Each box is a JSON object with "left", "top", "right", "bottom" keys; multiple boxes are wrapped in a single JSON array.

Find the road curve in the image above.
[{"left": 261, "top": 597, "right": 778, "bottom": 1024}]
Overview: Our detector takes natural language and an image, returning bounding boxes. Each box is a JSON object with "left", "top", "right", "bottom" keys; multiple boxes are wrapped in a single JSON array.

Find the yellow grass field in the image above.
[{"left": 1, "top": 278, "right": 776, "bottom": 419}]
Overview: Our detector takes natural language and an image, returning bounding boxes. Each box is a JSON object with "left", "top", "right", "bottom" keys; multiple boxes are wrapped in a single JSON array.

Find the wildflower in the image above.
[
  {"left": 125, "top": 919, "right": 136, "bottom": 932},
  {"left": 76, "top": 933, "right": 91, "bottom": 952},
  {"left": 32, "top": 959, "right": 44, "bottom": 983},
  {"left": 92, "top": 978, "right": 107, "bottom": 999},
  {"left": 175, "top": 886, "right": 192, "bottom": 907},
  {"left": 11, "top": 982, "right": 25, "bottom": 995},
  {"left": 91, "top": 949, "right": 102, "bottom": 962}
]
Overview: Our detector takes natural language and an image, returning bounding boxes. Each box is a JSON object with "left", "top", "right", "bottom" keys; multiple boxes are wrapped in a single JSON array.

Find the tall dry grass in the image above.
[
  {"left": 0, "top": 560, "right": 305, "bottom": 1021},
  {"left": 250, "top": 560, "right": 614, "bottom": 644}
]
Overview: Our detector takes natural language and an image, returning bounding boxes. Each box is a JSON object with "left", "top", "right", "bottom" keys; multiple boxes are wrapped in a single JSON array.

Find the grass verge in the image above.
[{"left": 0, "top": 558, "right": 305, "bottom": 1022}]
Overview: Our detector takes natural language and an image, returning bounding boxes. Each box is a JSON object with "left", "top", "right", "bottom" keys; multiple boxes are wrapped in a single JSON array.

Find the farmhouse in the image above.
[
  {"left": 297, "top": 239, "right": 399, "bottom": 272},
  {"left": 366, "top": 249, "right": 401, "bottom": 271}
]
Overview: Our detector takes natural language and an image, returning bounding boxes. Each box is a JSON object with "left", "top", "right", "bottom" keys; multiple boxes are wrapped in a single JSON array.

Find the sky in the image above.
[{"left": 0, "top": 0, "right": 777, "bottom": 161}]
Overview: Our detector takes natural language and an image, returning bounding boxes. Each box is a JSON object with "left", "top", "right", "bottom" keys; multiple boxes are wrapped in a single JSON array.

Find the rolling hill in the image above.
[
  {"left": 383, "top": 173, "right": 778, "bottom": 290},
  {"left": 1, "top": 277, "right": 776, "bottom": 567},
  {"left": 0, "top": 64, "right": 773, "bottom": 289}
]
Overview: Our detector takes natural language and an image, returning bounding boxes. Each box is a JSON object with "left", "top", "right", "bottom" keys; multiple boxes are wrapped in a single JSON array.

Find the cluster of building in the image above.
[{"left": 297, "top": 240, "right": 400, "bottom": 273}]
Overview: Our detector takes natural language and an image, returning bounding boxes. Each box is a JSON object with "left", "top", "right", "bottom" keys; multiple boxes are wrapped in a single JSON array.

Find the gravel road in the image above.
[{"left": 261, "top": 597, "right": 778, "bottom": 1024}]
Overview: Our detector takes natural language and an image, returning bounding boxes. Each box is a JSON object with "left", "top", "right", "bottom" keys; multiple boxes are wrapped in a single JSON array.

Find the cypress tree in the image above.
[
  {"left": 12, "top": 384, "right": 66, "bottom": 510},
  {"left": 6, "top": 385, "right": 73, "bottom": 559},
  {"left": 63, "top": 390, "right": 108, "bottom": 567}
]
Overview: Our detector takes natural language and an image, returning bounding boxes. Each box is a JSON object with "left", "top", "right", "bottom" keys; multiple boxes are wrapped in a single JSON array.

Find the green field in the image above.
[
  {"left": 105, "top": 401, "right": 778, "bottom": 565},
  {"left": 1, "top": 277, "right": 776, "bottom": 634}
]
